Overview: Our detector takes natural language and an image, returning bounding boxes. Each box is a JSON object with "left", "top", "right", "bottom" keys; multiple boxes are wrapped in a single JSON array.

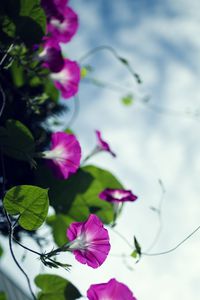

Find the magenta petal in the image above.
[
  {"left": 95, "top": 130, "right": 116, "bottom": 157},
  {"left": 51, "top": 58, "right": 80, "bottom": 99},
  {"left": 67, "top": 214, "right": 111, "bottom": 268},
  {"left": 41, "top": 0, "right": 68, "bottom": 20},
  {"left": 87, "top": 278, "right": 137, "bottom": 300},
  {"left": 47, "top": 6, "right": 78, "bottom": 44},
  {"left": 99, "top": 188, "right": 138, "bottom": 203},
  {"left": 39, "top": 42, "right": 64, "bottom": 72},
  {"left": 44, "top": 132, "right": 81, "bottom": 179}
]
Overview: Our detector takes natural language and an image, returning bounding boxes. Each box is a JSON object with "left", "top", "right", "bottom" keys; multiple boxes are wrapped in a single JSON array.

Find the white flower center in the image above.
[
  {"left": 68, "top": 234, "right": 88, "bottom": 251},
  {"left": 43, "top": 145, "right": 67, "bottom": 163},
  {"left": 50, "top": 19, "right": 69, "bottom": 33},
  {"left": 50, "top": 69, "right": 70, "bottom": 85}
]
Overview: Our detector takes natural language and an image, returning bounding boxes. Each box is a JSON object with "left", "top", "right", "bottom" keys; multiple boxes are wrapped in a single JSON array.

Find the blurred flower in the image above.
[
  {"left": 47, "top": 6, "right": 78, "bottom": 44},
  {"left": 50, "top": 58, "right": 80, "bottom": 99},
  {"left": 39, "top": 41, "right": 64, "bottom": 72},
  {"left": 41, "top": 0, "right": 68, "bottom": 20},
  {"left": 99, "top": 188, "right": 138, "bottom": 203},
  {"left": 87, "top": 278, "right": 137, "bottom": 300},
  {"left": 42, "top": 132, "right": 81, "bottom": 179},
  {"left": 95, "top": 130, "right": 116, "bottom": 157},
  {"left": 67, "top": 214, "right": 111, "bottom": 268}
]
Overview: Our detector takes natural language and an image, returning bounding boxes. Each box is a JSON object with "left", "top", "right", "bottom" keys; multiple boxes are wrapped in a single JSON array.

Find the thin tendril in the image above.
[
  {"left": 144, "top": 179, "right": 165, "bottom": 252},
  {"left": 0, "top": 44, "right": 14, "bottom": 67},
  {"left": 0, "top": 83, "right": 6, "bottom": 119},
  {"left": 65, "top": 95, "right": 80, "bottom": 128},
  {"left": 78, "top": 45, "right": 141, "bottom": 84},
  {"left": 142, "top": 224, "right": 200, "bottom": 256},
  {"left": 13, "top": 238, "right": 42, "bottom": 256}
]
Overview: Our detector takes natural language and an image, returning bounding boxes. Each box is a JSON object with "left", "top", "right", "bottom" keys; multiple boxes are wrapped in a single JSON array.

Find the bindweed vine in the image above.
[{"left": 0, "top": 1, "right": 199, "bottom": 300}]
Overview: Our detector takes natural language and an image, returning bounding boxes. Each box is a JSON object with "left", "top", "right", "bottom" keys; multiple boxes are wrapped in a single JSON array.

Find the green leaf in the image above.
[
  {"left": 0, "top": 0, "right": 46, "bottom": 46},
  {"left": 46, "top": 214, "right": 74, "bottom": 247},
  {"left": 35, "top": 274, "right": 81, "bottom": 300},
  {"left": 0, "top": 292, "right": 7, "bottom": 300},
  {"left": 0, "top": 244, "right": 3, "bottom": 258},
  {"left": 10, "top": 60, "right": 24, "bottom": 87},
  {"left": 3, "top": 185, "right": 49, "bottom": 230},
  {"left": 35, "top": 165, "right": 123, "bottom": 225},
  {"left": 0, "top": 119, "right": 35, "bottom": 162},
  {"left": 121, "top": 94, "right": 134, "bottom": 106},
  {"left": 131, "top": 250, "right": 138, "bottom": 258},
  {"left": 134, "top": 236, "right": 141, "bottom": 256},
  {"left": 44, "top": 80, "right": 59, "bottom": 102}
]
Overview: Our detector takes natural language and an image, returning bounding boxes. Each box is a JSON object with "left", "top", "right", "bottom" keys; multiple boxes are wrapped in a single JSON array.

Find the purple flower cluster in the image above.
[{"left": 40, "top": 0, "right": 80, "bottom": 99}]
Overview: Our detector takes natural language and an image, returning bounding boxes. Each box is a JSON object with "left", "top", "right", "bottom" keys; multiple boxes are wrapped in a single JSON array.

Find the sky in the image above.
[{"left": 1, "top": 0, "right": 200, "bottom": 299}]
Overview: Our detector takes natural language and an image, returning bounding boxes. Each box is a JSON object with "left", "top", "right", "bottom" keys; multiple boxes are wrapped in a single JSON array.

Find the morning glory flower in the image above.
[
  {"left": 42, "top": 132, "right": 81, "bottom": 179},
  {"left": 41, "top": 0, "right": 69, "bottom": 20},
  {"left": 47, "top": 6, "right": 78, "bottom": 44},
  {"left": 67, "top": 214, "right": 111, "bottom": 268},
  {"left": 50, "top": 58, "right": 81, "bottom": 99},
  {"left": 95, "top": 130, "right": 116, "bottom": 157},
  {"left": 99, "top": 188, "right": 138, "bottom": 203},
  {"left": 39, "top": 41, "right": 64, "bottom": 72},
  {"left": 87, "top": 278, "right": 137, "bottom": 300}
]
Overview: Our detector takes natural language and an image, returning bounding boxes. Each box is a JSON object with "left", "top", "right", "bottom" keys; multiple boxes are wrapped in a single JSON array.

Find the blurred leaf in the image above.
[
  {"left": 0, "top": 119, "right": 35, "bottom": 162},
  {"left": 0, "top": 292, "right": 7, "bottom": 300},
  {"left": 46, "top": 214, "right": 74, "bottom": 246},
  {"left": 35, "top": 274, "right": 81, "bottom": 300},
  {"left": 81, "top": 65, "right": 93, "bottom": 79},
  {"left": 35, "top": 165, "right": 123, "bottom": 225},
  {"left": 3, "top": 185, "right": 49, "bottom": 230},
  {"left": 131, "top": 250, "right": 138, "bottom": 258},
  {"left": 0, "top": 244, "right": 3, "bottom": 257},
  {"left": 134, "top": 236, "right": 141, "bottom": 256},
  {"left": 10, "top": 60, "right": 24, "bottom": 87},
  {"left": 121, "top": 94, "right": 134, "bottom": 106},
  {"left": 0, "top": 0, "right": 46, "bottom": 46},
  {"left": 81, "top": 67, "right": 88, "bottom": 79},
  {"left": 44, "top": 80, "right": 59, "bottom": 102},
  {"left": 64, "top": 128, "right": 75, "bottom": 135}
]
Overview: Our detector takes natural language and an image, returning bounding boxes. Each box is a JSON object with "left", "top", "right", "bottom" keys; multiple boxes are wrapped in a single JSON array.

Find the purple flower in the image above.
[
  {"left": 99, "top": 189, "right": 138, "bottom": 203},
  {"left": 95, "top": 130, "right": 116, "bottom": 157},
  {"left": 42, "top": 132, "right": 81, "bottom": 179},
  {"left": 41, "top": 0, "right": 69, "bottom": 20},
  {"left": 39, "top": 41, "right": 64, "bottom": 72},
  {"left": 47, "top": 6, "right": 78, "bottom": 44},
  {"left": 67, "top": 214, "right": 111, "bottom": 268},
  {"left": 87, "top": 278, "right": 137, "bottom": 300},
  {"left": 50, "top": 58, "right": 80, "bottom": 99}
]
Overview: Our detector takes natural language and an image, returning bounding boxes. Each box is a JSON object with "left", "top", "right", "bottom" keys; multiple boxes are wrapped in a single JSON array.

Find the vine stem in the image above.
[
  {"left": 0, "top": 83, "right": 6, "bottom": 119},
  {"left": 111, "top": 223, "right": 200, "bottom": 258},
  {"left": 1, "top": 149, "right": 36, "bottom": 300},
  {"left": 142, "top": 224, "right": 200, "bottom": 256},
  {"left": 78, "top": 45, "right": 141, "bottom": 84},
  {"left": 0, "top": 44, "right": 14, "bottom": 67}
]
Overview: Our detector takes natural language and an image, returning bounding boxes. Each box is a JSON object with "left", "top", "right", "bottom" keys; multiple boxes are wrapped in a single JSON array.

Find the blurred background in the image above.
[{"left": 1, "top": 0, "right": 200, "bottom": 299}]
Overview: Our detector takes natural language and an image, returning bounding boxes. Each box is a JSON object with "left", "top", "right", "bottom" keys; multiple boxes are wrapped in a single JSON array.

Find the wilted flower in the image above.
[
  {"left": 50, "top": 58, "right": 80, "bottom": 99},
  {"left": 42, "top": 132, "right": 81, "bottom": 179},
  {"left": 87, "top": 278, "right": 137, "bottom": 300},
  {"left": 67, "top": 214, "right": 111, "bottom": 268},
  {"left": 95, "top": 130, "right": 116, "bottom": 157},
  {"left": 39, "top": 41, "right": 64, "bottom": 72},
  {"left": 99, "top": 188, "right": 138, "bottom": 203}
]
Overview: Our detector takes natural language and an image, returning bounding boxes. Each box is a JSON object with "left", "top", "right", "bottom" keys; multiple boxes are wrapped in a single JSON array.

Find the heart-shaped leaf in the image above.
[{"left": 3, "top": 185, "right": 49, "bottom": 230}]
